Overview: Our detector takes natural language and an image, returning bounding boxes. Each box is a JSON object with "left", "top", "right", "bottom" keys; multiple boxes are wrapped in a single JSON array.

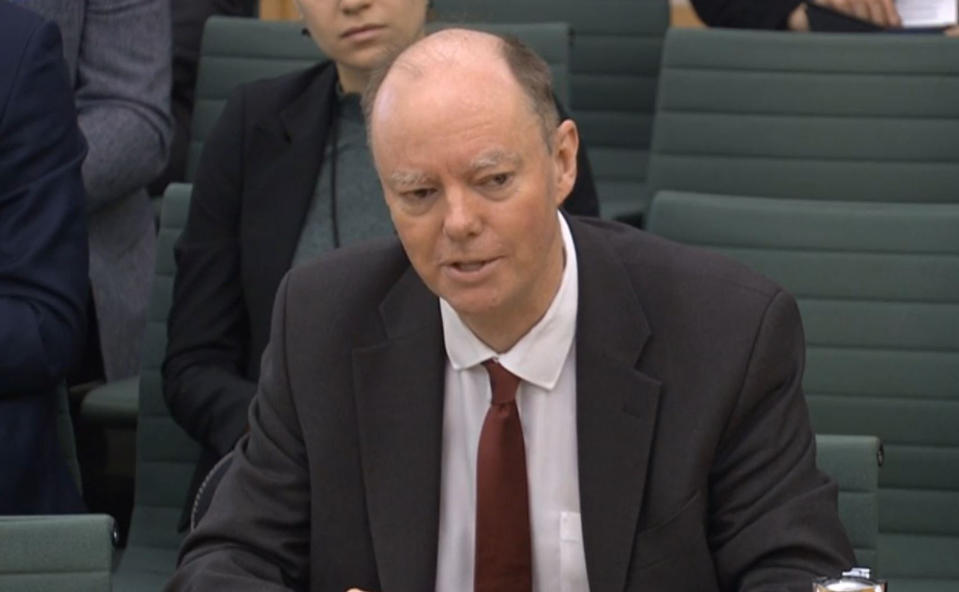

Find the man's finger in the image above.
[
  {"left": 880, "top": 0, "right": 903, "bottom": 26},
  {"left": 864, "top": 0, "right": 887, "bottom": 26}
]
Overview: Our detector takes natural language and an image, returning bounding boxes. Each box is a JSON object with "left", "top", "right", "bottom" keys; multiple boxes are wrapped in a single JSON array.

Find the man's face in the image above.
[
  {"left": 295, "top": 0, "right": 427, "bottom": 74},
  {"left": 371, "top": 61, "right": 578, "bottom": 333}
]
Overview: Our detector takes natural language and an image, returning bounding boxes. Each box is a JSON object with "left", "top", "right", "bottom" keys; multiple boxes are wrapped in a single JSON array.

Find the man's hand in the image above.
[{"left": 787, "top": 0, "right": 902, "bottom": 30}]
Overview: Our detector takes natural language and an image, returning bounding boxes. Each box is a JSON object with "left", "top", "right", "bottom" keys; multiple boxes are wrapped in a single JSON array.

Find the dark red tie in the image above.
[{"left": 474, "top": 360, "right": 532, "bottom": 592}]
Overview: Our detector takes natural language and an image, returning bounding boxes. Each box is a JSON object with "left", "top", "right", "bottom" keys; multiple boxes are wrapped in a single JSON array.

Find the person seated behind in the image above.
[
  {"left": 168, "top": 29, "right": 854, "bottom": 591},
  {"left": 162, "top": 0, "right": 600, "bottom": 527},
  {"left": 21, "top": 0, "right": 173, "bottom": 383},
  {"left": 0, "top": 0, "right": 89, "bottom": 515}
]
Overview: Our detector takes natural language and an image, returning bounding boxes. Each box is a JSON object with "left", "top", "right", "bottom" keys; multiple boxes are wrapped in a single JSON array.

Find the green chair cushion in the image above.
[
  {"left": 81, "top": 376, "right": 140, "bottom": 425},
  {"left": 647, "top": 191, "right": 959, "bottom": 585},
  {"left": 648, "top": 29, "right": 959, "bottom": 209},
  {"left": 815, "top": 434, "right": 882, "bottom": 569},
  {"left": 0, "top": 514, "right": 115, "bottom": 592},
  {"left": 113, "top": 184, "right": 197, "bottom": 590}
]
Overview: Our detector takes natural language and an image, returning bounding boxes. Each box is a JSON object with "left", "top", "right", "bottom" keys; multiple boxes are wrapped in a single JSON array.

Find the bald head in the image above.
[{"left": 363, "top": 28, "right": 560, "bottom": 147}]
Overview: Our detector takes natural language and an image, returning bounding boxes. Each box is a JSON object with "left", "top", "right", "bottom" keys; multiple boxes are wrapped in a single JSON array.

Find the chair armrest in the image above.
[
  {"left": 815, "top": 433, "right": 882, "bottom": 571},
  {"left": 81, "top": 376, "right": 140, "bottom": 425},
  {"left": 0, "top": 514, "right": 116, "bottom": 591}
]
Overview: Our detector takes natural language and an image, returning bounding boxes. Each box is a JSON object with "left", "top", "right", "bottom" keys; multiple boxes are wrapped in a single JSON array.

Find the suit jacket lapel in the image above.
[
  {"left": 570, "top": 218, "right": 662, "bottom": 592},
  {"left": 353, "top": 267, "right": 446, "bottom": 592},
  {"left": 245, "top": 63, "right": 338, "bottom": 317}
]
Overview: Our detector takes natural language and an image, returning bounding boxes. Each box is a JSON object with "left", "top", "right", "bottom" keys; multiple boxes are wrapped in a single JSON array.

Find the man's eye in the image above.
[
  {"left": 404, "top": 187, "right": 436, "bottom": 200},
  {"left": 483, "top": 173, "right": 512, "bottom": 188}
]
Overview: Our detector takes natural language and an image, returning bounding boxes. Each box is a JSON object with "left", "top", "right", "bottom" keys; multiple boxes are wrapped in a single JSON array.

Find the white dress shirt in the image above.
[{"left": 435, "top": 214, "right": 589, "bottom": 592}]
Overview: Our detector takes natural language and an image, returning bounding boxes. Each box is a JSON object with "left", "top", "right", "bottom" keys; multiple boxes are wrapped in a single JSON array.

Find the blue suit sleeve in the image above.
[{"left": 0, "top": 18, "right": 89, "bottom": 395}]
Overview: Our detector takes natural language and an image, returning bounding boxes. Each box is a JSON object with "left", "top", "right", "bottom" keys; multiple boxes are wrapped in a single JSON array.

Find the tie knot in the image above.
[{"left": 482, "top": 359, "right": 521, "bottom": 405}]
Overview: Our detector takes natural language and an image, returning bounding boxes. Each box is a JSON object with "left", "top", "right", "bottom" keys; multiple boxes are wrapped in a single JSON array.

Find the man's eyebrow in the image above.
[
  {"left": 388, "top": 169, "right": 433, "bottom": 187},
  {"left": 469, "top": 150, "right": 522, "bottom": 171}
]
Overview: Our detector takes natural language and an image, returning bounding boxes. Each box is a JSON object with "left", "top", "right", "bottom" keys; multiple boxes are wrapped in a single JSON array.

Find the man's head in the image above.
[{"left": 365, "top": 29, "right": 579, "bottom": 351}]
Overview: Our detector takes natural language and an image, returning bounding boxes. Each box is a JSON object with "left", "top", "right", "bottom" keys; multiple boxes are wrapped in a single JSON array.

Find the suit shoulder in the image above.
[
  {"left": 231, "top": 61, "right": 334, "bottom": 116},
  {"left": 572, "top": 216, "right": 782, "bottom": 301},
  {"left": 282, "top": 236, "right": 409, "bottom": 319}
]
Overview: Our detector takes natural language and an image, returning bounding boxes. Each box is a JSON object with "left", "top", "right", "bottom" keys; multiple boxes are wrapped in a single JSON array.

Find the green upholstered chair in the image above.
[
  {"left": 433, "top": 0, "right": 671, "bottom": 222},
  {"left": 646, "top": 191, "right": 959, "bottom": 591},
  {"left": 0, "top": 514, "right": 116, "bottom": 592},
  {"left": 188, "top": 16, "right": 574, "bottom": 179},
  {"left": 647, "top": 28, "right": 959, "bottom": 213},
  {"left": 815, "top": 434, "right": 882, "bottom": 570},
  {"left": 185, "top": 16, "right": 323, "bottom": 180},
  {"left": 112, "top": 184, "right": 197, "bottom": 591}
]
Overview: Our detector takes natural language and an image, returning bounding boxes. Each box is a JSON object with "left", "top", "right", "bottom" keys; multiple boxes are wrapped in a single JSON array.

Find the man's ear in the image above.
[{"left": 552, "top": 119, "right": 579, "bottom": 207}]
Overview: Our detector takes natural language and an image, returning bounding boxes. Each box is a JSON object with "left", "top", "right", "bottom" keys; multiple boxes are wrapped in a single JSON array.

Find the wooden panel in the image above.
[{"left": 259, "top": 0, "right": 299, "bottom": 21}]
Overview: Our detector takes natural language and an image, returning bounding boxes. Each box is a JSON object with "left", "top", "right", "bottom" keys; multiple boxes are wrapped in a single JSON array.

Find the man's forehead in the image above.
[
  {"left": 370, "top": 29, "right": 516, "bottom": 125},
  {"left": 389, "top": 28, "right": 504, "bottom": 81}
]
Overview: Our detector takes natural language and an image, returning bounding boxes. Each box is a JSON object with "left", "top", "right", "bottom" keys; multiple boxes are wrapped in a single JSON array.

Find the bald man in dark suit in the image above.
[{"left": 169, "top": 29, "right": 854, "bottom": 591}]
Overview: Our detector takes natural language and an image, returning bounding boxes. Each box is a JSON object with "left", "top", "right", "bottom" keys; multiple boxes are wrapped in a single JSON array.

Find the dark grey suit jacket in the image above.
[
  {"left": 22, "top": 0, "right": 172, "bottom": 380},
  {"left": 169, "top": 216, "right": 854, "bottom": 591}
]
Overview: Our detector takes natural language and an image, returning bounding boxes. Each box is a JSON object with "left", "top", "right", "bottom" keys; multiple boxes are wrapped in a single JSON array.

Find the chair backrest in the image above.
[
  {"left": 434, "top": 0, "right": 671, "bottom": 221},
  {"left": 646, "top": 191, "right": 959, "bottom": 587},
  {"left": 648, "top": 29, "right": 959, "bottom": 211},
  {"left": 815, "top": 434, "right": 882, "bottom": 570},
  {"left": 0, "top": 514, "right": 115, "bottom": 592},
  {"left": 113, "top": 183, "right": 197, "bottom": 591},
  {"left": 189, "top": 16, "right": 574, "bottom": 180},
  {"left": 188, "top": 17, "right": 322, "bottom": 179}
]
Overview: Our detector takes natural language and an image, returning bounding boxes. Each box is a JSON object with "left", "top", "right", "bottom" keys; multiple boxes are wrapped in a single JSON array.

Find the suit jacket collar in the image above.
[
  {"left": 570, "top": 217, "right": 662, "bottom": 592},
  {"left": 245, "top": 62, "right": 339, "bottom": 330},
  {"left": 352, "top": 217, "right": 661, "bottom": 592}
]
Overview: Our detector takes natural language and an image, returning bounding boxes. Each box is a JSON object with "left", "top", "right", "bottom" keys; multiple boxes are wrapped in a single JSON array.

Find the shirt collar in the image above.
[{"left": 440, "top": 213, "right": 578, "bottom": 391}]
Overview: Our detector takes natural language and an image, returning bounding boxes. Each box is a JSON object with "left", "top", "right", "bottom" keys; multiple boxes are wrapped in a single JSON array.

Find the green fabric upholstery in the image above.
[
  {"left": 648, "top": 29, "right": 959, "bottom": 213},
  {"left": 112, "top": 183, "right": 198, "bottom": 591},
  {"left": 0, "top": 514, "right": 115, "bottom": 592},
  {"left": 430, "top": 0, "right": 672, "bottom": 221},
  {"left": 189, "top": 16, "right": 574, "bottom": 180},
  {"left": 81, "top": 376, "right": 139, "bottom": 426},
  {"left": 187, "top": 17, "right": 321, "bottom": 179},
  {"left": 815, "top": 434, "right": 882, "bottom": 570},
  {"left": 646, "top": 192, "right": 959, "bottom": 590}
]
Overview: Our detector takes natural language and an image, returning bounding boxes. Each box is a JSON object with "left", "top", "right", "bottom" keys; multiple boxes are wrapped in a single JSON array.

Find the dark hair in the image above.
[{"left": 363, "top": 31, "right": 561, "bottom": 146}]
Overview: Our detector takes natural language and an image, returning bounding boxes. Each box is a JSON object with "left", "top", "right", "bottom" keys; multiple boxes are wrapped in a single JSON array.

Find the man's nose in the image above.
[
  {"left": 340, "top": 0, "right": 372, "bottom": 15},
  {"left": 442, "top": 188, "right": 483, "bottom": 241}
]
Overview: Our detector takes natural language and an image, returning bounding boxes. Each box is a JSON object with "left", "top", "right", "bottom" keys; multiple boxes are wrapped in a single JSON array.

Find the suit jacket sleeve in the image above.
[
  {"left": 690, "top": 0, "right": 802, "bottom": 29},
  {"left": 76, "top": 0, "right": 173, "bottom": 212},
  {"left": 555, "top": 98, "right": 600, "bottom": 218},
  {"left": 0, "top": 16, "right": 89, "bottom": 396},
  {"left": 709, "top": 290, "right": 854, "bottom": 589},
  {"left": 168, "top": 275, "right": 310, "bottom": 591},
  {"left": 163, "top": 86, "right": 258, "bottom": 458}
]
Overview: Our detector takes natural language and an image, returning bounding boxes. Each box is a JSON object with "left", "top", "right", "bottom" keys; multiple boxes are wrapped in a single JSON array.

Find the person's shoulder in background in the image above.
[{"left": 0, "top": 0, "right": 88, "bottom": 394}]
